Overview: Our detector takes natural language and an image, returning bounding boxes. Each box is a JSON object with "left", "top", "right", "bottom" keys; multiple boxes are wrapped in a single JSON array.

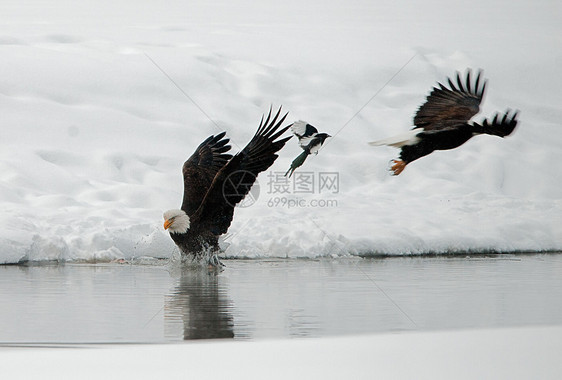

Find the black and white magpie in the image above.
[{"left": 285, "top": 121, "right": 331, "bottom": 177}]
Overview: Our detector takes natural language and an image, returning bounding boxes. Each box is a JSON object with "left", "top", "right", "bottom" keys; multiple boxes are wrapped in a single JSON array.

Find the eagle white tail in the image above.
[{"left": 368, "top": 129, "right": 421, "bottom": 148}]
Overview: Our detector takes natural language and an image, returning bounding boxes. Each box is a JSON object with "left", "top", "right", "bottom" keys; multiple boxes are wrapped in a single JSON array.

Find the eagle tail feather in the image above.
[{"left": 368, "top": 129, "right": 421, "bottom": 148}]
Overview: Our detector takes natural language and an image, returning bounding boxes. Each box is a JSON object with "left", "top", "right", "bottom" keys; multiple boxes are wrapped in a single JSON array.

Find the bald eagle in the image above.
[
  {"left": 369, "top": 69, "right": 518, "bottom": 175},
  {"left": 163, "top": 107, "right": 291, "bottom": 266}
]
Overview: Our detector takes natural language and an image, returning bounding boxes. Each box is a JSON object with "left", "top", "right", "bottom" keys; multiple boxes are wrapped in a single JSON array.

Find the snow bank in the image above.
[
  {"left": 1, "top": 0, "right": 561, "bottom": 263},
  {"left": 2, "top": 326, "right": 562, "bottom": 380}
]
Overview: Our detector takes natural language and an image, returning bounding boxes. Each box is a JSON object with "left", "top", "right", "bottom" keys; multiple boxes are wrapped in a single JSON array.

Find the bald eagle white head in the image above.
[{"left": 163, "top": 209, "right": 190, "bottom": 234}]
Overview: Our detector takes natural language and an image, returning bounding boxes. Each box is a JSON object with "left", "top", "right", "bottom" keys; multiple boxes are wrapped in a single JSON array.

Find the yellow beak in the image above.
[{"left": 164, "top": 219, "right": 173, "bottom": 230}]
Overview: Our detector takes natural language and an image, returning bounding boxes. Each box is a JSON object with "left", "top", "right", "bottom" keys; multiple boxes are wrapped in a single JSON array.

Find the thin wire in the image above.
[
  {"left": 143, "top": 305, "right": 164, "bottom": 329},
  {"left": 323, "top": 52, "right": 418, "bottom": 147},
  {"left": 144, "top": 53, "right": 242, "bottom": 148},
  {"left": 354, "top": 265, "right": 419, "bottom": 328}
]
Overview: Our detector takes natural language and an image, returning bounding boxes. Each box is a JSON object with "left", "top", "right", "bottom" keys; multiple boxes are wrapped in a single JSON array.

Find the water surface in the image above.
[{"left": 1, "top": 254, "right": 561, "bottom": 344}]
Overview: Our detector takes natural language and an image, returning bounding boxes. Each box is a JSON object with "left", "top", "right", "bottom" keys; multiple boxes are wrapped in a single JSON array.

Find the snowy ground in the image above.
[
  {"left": 1, "top": 0, "right": 561, "bottom": 263},
  {"left": 2, "top": 326, "right": 562, "bottom": 379}
]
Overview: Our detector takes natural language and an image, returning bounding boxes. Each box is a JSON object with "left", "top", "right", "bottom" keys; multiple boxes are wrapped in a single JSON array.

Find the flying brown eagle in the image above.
[
  {"left": 369, "top": 69, "right": 518, "bottom": 175},
  {"left": 163, "top": 107, "right": 291, "bottom": 267}
]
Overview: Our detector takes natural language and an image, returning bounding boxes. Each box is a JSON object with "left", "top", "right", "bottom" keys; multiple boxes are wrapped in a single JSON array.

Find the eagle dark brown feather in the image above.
[
  {"left": 181, "top": 132, "right": 233, "bottom": 216},
  {"left": 413, "top": 69, "right": 486, "bottom": 130},
  {"left": 191, "top": 107, "right": 291, "bottom": 235}
]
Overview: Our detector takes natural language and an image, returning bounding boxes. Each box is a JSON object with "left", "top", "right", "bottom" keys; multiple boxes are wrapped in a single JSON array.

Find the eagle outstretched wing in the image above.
[
  {"left": 417, "top": 110, "right": 519, "bottom": 138},
  {"left": 414, "top": 69, "right": 486, "bottom": 130},
  {"left": 180, "top": 132, "right": 232, "bottom": 216},
  {"left": 472, "top": 109, "right": 519, "bottom": 137},
  {"left": 191, "top": 107, "right": 291, "bottom": 235}
]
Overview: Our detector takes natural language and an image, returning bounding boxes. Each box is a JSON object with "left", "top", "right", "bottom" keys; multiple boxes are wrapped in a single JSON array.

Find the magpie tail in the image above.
[{"left": 285, "top": 151, "right": 309, "bottom": 177}]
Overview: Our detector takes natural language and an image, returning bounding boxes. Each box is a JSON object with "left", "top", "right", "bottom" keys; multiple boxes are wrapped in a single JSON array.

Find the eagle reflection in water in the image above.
[{"left": 165, "top": 268, "right": 234, "bottom": 340}]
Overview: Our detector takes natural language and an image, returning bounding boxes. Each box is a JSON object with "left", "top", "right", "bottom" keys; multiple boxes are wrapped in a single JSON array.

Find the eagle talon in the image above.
[
  {"left": 390, "top": 160, "right": 406, "bottom": 176},
  {"left": 208, "top": 254, "right": 225, "bottom": 269}
]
